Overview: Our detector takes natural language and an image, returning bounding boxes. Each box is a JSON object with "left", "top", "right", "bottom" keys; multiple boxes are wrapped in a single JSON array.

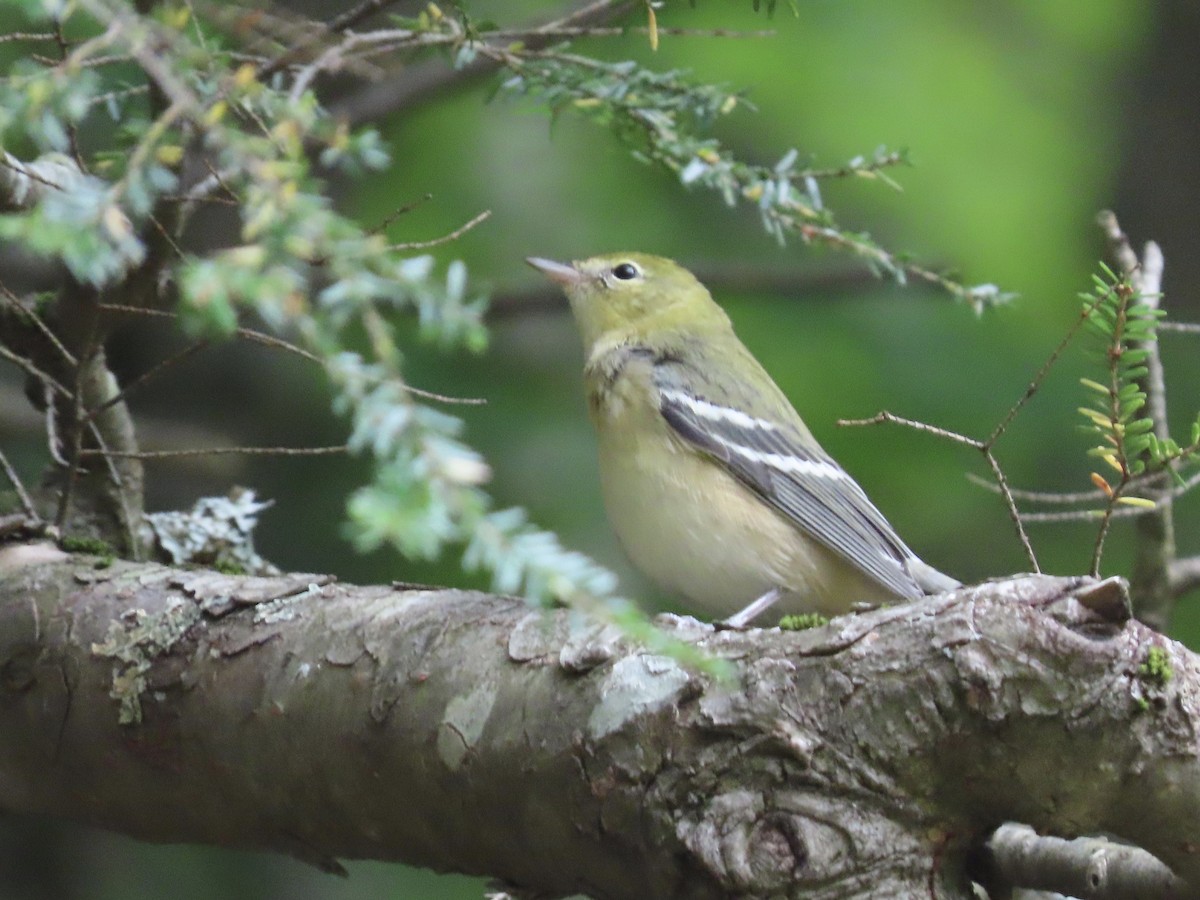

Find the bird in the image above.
[{"left": 526, "top": 252, "right": 958, "bottom": 626}]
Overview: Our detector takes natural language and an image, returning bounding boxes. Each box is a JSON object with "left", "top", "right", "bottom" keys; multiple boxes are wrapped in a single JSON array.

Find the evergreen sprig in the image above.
[
  {"left": 0, "top": 1, "right": 624, "bottom": 608},
  {"left": 1078, "top": 264, "right": 1163, "bottom": 573},
  {"left": 495, "top": 50, "right": 1009, "bottom": 311},
  {"left": 0, "top": 0, "right": 1017, "bottom": 623}
]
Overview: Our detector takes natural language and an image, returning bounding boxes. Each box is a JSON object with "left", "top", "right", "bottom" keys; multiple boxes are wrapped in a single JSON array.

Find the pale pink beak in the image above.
[{"left": 526, "top": 257, "right": 584, "bottom": 286}]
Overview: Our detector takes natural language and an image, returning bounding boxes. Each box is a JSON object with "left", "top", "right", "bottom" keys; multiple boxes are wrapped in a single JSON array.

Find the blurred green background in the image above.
[{"left": 5, "top": 0, "right": 1200, "bottom": 897}]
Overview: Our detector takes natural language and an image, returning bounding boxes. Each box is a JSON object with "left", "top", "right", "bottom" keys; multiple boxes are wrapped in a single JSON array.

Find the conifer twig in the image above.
[{"left": 1098, "top": 211, "right": 1174, "bottom": 627}]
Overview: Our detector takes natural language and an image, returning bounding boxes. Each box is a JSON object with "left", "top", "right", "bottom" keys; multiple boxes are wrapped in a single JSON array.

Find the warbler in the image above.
[{"left": 527, "top": 252, "right": 957, "bottom": 626}]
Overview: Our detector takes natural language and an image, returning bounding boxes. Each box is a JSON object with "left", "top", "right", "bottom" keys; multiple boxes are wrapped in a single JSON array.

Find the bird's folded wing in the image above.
[{"left": 654, "top": 372, "right": 923, "bottom": 599}]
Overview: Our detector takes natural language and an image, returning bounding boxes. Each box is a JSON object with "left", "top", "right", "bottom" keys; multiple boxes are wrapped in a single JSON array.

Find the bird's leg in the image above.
[{"left": 720, "top": 586, "right": 782, "bottom": 629}]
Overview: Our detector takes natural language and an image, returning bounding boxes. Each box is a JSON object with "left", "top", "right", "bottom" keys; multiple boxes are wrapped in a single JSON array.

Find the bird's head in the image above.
[{"left": 526, "top": 253, "right": 729, "bottom": 349}]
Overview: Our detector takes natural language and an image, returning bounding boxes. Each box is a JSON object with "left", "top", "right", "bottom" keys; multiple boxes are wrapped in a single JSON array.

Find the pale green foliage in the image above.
[
  {"left": 0, "top": 154, "right": 152, "bottom": 285},
  {"left": 1074, "top": 261, "right": 1200, "bottom": 575},
  {"left": 778, "top": 612, "right": 829, "bottom": 631},
  {"left": 0, "top": 1, "right": 626, "bottom": 607},
  {"left": 496, "top": 53, "right": 1008, "bottom": 310},
  {"left": 0, "top": 0, "right": 1000, "bottom": 616},
  {"left": 1077, "top": 260, "right": 1200, "bottom": 500}
]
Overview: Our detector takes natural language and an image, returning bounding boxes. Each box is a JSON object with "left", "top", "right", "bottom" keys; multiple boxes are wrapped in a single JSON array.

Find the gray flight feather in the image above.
[{"left": 653, "top": 360, "right": 926, "bottom": 600}]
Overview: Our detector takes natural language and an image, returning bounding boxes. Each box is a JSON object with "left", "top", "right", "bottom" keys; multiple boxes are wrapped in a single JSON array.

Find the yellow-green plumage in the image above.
[{"left": 527, "top": 252, "right": 955, "bottom": 621}]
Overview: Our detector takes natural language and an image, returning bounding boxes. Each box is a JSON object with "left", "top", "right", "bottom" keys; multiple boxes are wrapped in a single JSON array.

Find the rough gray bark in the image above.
[
  {"left": 982, "top": 824, "right": 1189, "bottom": 899},
  {"left": 0, "top": 548, "right": 1197, "bottom": 899}
]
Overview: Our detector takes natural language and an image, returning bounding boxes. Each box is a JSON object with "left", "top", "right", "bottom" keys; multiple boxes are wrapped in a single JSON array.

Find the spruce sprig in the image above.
[{"left": 1079, "top": 263, "right": 1163, "bottom": 574}]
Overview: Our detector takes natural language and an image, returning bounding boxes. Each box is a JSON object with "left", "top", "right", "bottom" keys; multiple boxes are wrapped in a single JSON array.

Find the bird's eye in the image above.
[{"left": 611, "top": 262, "right": 641, "bottom": 281}]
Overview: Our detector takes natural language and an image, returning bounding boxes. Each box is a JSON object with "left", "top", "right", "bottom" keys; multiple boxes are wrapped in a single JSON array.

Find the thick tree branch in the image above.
[
  {"left": 980, "top": 823, "right": 1189, "bottom": 899},
  {"left": 0, "top": 553, "right": 1197, "bottom": 899}
]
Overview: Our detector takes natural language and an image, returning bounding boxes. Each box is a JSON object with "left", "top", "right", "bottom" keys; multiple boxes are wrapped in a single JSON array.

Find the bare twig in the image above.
[
  {"left": 389, "top": 209, "right": 491, "bottom": 250},
  {"left": 367, "top": 193, "right": 433, "bottom": 236},
  {"left": 78, "top": 444, "right": 348, "bottom": 459},
  {"left": 86, "top": 83, "right": 151, "bottom": 110},
  {"left": 93, "top": 304, "right": 484, "bottom": 405},
  {"left": 0, "top": 284, "right": 78, "bottom": 367},
  {"left": 329, "top": 0, "right": 638, "bottom": 126},
  {"left": 987, "top": 281, "right": 1111, "bottom": 448},
  {"left": 0, "top": 32, "right": 58, "bottom": 43},
  {"left": 257, "top": 0, "right": 408, "bottom": 80},
  {"left": 965, "top": 474, "right": 1105, "bottom": 506},
  {"left": 969, "top": 461, "right": 1200, "bottom": 508},
  {"left": 178, "top": 160, "right": 241, "bottom": 224},
  {"left": 0, "top": 154, "right": 74, "bottom": 196},
  {"left": 486, "top": 25, "right": 774, "bottom": 40},
  {"left": 34, "top": 52, "right": 132, "bottom": 68},
  {"left": 839, "top": 411, "right": 981, "bottom": 448},
  {"left": 1020, "top": 507, "right": 1143, "bottom": 524},
  {"left": 97, "top": 304, "right": 323, "bottom": 363},
  {"left": 0, "top": 448, "right": 40, "bottom": 522},
  {"left": 840, "top": 411, "right": 1040, "bottom": 571},
  {"left": 0, "top": 346, "right": 72, "bottom": 400},
  {"left": 43, "top": 382, "right": 67, "bottom": 467},
  {"left": 81, "top": 340, "right": 210, "bottom": 426},
  {"left": 1158, "top": 321, "right": 1200, "bottom": 334}
]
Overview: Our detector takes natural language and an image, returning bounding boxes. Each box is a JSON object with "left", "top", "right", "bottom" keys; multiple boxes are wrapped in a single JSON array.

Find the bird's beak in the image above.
[{"left": 526, "top": 257, "right": 584, "bottom": 286}]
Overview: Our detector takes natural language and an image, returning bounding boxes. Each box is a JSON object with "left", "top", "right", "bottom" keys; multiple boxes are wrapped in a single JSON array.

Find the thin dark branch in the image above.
[
  {"left": 983, "top": 449, "right": 1039, "bottom": 571},
  {"left": 485, "top": 25, "right": 775, "bottom": 40},
  {"left": 839, "top": 410, "right": 982, "bottom": 448},
  {"left": 0, "top": 284, "right": 78, "bottom": 367},
  {"left": 81, "top": 340, "right": 210, "bottom": 426},
  {"left": 329, "top": 0, "right": 637, "bottom": 127},
  {"left": 97, "top": 304, "right": 324, "bottom": 364},
  {"left": 86, "top": 83, "right": 151, "bottom": 109},
  {"left": 985, "top": 280, "right": 1112, "bottom": 449},
  {"left": 389, "top": 209, "right": 491, "bottom": 250},
  {"left": 0, "top": 346, "right": 73, "bottom": 400},
  {"left": 842, "top": 266, "right": 1150, "bottom": 577},
  {"left": 33, "top": 52, "right": 132, "bottom": 67},
  {"left": 368, "top": 193, "right": 433, "bottom": 236},
  {"left": 257, "top": 0, "right": 408, "bottom": 79},
  {"left": 93, "top": 304, "right": 484, "bottom": 405},
  {"left": 840, "top": 411, "right": 1039, "bottom": 571}
]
